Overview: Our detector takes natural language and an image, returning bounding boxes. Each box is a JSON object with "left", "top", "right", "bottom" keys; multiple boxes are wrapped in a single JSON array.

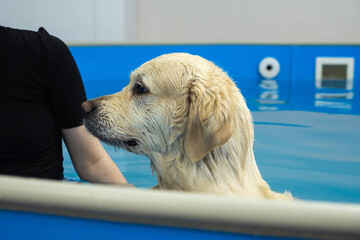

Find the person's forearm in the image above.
[
  {"left": 62, "top": 126, "right": 128, "bottom": 185},
  {"left": 75, "top": 156, "right": 127, "bottom": 184}
]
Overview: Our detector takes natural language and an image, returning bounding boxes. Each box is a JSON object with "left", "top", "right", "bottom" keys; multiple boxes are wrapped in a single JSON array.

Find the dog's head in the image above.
[{"left": 83, "top": 53, "right": 250, "bottom": 168}]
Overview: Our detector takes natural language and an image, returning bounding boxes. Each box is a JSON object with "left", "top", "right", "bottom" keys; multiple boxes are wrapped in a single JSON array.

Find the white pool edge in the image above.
[{"left": 0, "top": 175, "right": 359, "bottom": 240}]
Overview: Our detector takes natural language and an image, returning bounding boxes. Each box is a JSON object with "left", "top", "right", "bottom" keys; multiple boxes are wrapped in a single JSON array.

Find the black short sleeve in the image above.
[
  {"left": 0, "top": 26, "right": 87, "bottom": 179},
  {"left": 38, "top": 28, "right": 87, "bottom": 129}
]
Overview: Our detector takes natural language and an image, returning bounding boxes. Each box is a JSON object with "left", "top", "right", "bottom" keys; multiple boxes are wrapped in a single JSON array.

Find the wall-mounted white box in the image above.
[{"left": 315, "top": 57, "right": 354, "bottom": 90}]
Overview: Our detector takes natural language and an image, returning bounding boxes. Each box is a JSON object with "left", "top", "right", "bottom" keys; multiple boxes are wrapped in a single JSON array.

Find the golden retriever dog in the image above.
[{"left": 82, "top": 53, "right": 292, "bottom": 200}]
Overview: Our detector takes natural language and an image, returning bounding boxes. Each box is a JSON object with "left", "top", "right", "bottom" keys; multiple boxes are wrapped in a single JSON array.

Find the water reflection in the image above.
[
  {"left": 249, "top": 78, "right": 358, "bottom": 114},
  {"left": 315, "top": 91, "right": 354, "bottom": 111},
  {"left": 257, "top": 79, "right": 285, "bottom": 111}
]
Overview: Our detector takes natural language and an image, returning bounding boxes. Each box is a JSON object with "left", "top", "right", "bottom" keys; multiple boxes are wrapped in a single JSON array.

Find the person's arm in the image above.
[{"left": 62, "top": 125, "right": 128, "bottom": 184}]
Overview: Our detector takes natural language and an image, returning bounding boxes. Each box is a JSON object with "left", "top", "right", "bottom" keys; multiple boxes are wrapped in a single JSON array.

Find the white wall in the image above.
[
  {"left": 1, "top": 0, "right": 359, "bottom": 45},
  {"left": 137, "top": 0, "right": 360, "bottom": 44},
  {"left": 0, "top": 0, "right": 136, "bottom": 44}
]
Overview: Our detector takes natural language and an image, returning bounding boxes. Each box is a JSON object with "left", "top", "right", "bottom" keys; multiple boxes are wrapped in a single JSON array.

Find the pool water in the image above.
[
  {"left": 252, "top": 110, "right": 360, "bottom": 203},
  {"left": 63, "top": 80, "right": 360, "bottom": 204}
]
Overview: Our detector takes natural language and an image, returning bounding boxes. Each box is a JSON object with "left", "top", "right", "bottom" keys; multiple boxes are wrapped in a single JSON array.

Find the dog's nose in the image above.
[{"left": 82, "top": 101, "right": 96, "bottom": 114}]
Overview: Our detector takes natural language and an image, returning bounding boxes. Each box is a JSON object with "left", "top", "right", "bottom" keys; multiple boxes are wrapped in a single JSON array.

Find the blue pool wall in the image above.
[
  {"left": 69, "top": 45, "right": 360, "bottom": 113},
  {"left": 0, "top": 209, "right": 291, "bottom": 240}
]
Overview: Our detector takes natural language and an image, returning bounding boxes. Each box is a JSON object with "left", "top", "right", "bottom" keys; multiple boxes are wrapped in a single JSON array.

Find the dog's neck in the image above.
[
  {"left": 201, "top": 152, "right": 215, "bottom": 178},
  {"left": 149, "top": 105, "right": 291, "bottom": 199},
  {"left": 150, "top": 133, "right": 270, "bottom": 197}
]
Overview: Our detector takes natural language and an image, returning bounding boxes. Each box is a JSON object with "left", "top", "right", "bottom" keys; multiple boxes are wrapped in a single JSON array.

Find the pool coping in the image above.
[{"left": 0, "top": 175, "right": 359, "bottom": 240}]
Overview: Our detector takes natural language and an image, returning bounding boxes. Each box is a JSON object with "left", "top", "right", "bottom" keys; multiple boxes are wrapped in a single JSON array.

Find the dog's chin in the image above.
[{"left": 84, "top": 119, "right": 139, "bottom": 152}]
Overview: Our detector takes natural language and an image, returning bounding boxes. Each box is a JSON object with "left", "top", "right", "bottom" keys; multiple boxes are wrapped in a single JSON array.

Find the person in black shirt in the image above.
[{"left": 0, "top": 26, "right": 128, "bottom": 184}]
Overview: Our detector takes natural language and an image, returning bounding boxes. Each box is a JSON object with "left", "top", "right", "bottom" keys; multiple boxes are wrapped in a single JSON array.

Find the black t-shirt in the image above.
[{"left": 0, "top": 26, "right": 87, "bottom": 179}]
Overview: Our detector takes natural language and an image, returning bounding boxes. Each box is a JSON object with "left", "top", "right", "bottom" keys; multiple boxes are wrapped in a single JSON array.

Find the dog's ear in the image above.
[{"left": 183, "top": 70, "right": 233, "bottom": 163}]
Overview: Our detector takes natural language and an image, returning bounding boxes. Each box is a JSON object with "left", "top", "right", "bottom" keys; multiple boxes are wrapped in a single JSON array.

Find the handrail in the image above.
[{"left": 0, "top": 175, "right": 359, "bottom": 240}]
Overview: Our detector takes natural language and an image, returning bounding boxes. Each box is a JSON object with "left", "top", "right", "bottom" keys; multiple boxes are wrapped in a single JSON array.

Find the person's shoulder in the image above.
[
  {"left": 0, "top": 25, "right": 38, "bottom": 39},
  {"left": 37, "top": 27, "right": 68, "bottom": 56},
  {"left": 37, "top": 27, "right": 62, "bottom": 44}
]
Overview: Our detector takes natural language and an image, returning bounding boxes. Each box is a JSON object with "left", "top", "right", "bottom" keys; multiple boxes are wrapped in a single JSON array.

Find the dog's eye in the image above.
[{"left": 134, "top": 83, "right": 149, "bottom": 94}]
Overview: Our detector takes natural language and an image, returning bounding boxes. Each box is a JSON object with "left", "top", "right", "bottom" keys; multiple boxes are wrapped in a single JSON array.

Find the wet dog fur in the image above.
[{"left": 82, "top": 53, "right": 292, "bottom": 200}]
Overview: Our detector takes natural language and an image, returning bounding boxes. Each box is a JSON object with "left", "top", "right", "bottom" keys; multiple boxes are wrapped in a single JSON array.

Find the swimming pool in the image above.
[
  {"left": 1, "top": 44, "right": 360, "bottom": 240},
  {"left": 63, "top": 44, "right": 360, "bottom": 204}
]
